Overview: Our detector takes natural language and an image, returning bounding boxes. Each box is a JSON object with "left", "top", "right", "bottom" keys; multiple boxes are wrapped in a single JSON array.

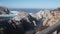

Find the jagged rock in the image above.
[
  {"left": 0, "top": 6, "right": 10, "bottom": 14},
  {"left": 43, "top": 8, "right": 60, "bottom": 26},
  {"left": 24, "top": 10, "right": 52, "bottom": 34},
  {"left": 0, "top": 6, "right": 10, "bottom": 34},
  {"left": 8, "top": 11, "right": 38, "bottom": 34},
  {"left": 0, "top": 6, "right": 10, "bottom": 25},
  {"left": 36, "top": 8, "right": 60, "bottom": 34},
  {"left": 12, "top": 11, "right": 36, "bottom": 27},
  {"left": 1, "top": 8, "right": 60, "bottom": 34}
]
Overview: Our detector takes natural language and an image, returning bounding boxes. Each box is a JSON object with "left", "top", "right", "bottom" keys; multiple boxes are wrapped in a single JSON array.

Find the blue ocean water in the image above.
[
  {"left": 9, "top": 8, "right": 52, "bottom": 13},
  {"left": 9, "top": 8, "right": 42, "bottom": 13}
]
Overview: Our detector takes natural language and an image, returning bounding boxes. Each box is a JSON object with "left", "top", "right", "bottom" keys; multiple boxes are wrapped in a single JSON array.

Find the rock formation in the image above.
[
  {"left": 0, "top": 7, "right": 60, "bottom": 34},
  {"left": 42, "top": 8, "right": 60, "bottom": 27},
  {"left": 0, "top": 6, "right": 10, "bottom": 14},
  {"left": 7, "top": 8, "right": 60, "bottom": 34},
  {"left": 8, "top": 11, "right": 38, "bottom": 34},
  {"left": 0, "top": 6, "right": 11, "bottom": 34},
  {"left": 36, "top": 8, "right": 60, "bottom": 34}
]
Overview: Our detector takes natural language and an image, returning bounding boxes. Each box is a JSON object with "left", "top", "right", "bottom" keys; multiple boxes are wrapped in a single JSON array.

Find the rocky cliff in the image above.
[
  {"left": 0, "top": 6, "right": 10, "bottom": 14},
  {"left": 36, "top": 8, "right": 60, "bottom": 34},
  {"left": 10, "top": 8, "right": 60, "bottom": 34},
  {"left": 0, "top": 7, "right": 60, "bottom": 34}
]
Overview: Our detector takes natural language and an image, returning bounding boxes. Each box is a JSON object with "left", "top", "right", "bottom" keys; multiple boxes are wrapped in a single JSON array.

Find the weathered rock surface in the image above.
[
  {"left": 0, "top": 6, "right": 10, "bottom": 24},
  {"left": 8, "top": 11, "right": 38, "bottom": 34},
  {"left": 36, "top": 8, "right": 60, "bottom": 34},
  {"left": 0, "top": 7, "right": 60, "bottom": 34},
  {"left": 0, "top": 6, "right": 10, "bottom": 14},
  {"left": 9, "top": 9, "right": 60, "bottom": 34},
  {"left": 0, "top": 6, "right": 12, "bottom": 34},
  {"left": 42, "top": 8, "right": 60, "bottom": 26}
]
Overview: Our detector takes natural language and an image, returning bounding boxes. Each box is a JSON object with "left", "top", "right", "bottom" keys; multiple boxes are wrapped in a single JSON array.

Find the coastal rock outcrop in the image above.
[
  {"left": 0, "top": 6, "right": 12, "bottom": 34},
  {"left": 8, "top": 12, "right": 37, "bottom": 34},
  {"left": 0, "top": 7, "right": 60, "bottom": 34},
  {"left": 36, "top": 8, "right": 60, "bottom": 34},
  {"left": 24, "top": 8, "right": 60, "bottom": 34},
  {"left": 0, "top": 6, "right": 10, "bottom": 26},
  {"left": 0, "top": 6, "right": 10, "bottom": 14},
  {"left": 42, "top": 8, "right": 60, "bottom": 27}
]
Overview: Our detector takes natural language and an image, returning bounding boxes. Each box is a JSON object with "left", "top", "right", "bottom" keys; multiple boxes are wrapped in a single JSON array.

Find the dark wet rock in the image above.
[
  {"left": 0, "top": 6, "right": 12, "bottom": 34},
  {"left": 0, "top": 18, "right": 10, "bottom": 34},
  {"left": 0, "top": 6, "right": 10, "bottom": 14}
]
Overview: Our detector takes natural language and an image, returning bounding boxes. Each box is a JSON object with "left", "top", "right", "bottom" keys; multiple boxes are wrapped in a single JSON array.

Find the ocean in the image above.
[
  {"left": 9, "top": 8, "right": 52, "bottom": 13},
  {"left": 9, "top": 8, "right": 42, "bottom": 13}
]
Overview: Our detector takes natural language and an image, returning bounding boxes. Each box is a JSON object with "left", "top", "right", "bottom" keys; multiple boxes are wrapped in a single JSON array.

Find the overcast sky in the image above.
[{"left": 0, "top": 0, "right": 60, "bottom": 8}]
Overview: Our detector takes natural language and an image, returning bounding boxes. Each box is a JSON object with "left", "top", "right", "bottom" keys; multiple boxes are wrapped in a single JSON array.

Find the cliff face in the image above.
[
  {"left": 8, "top": 12, "right": 37, "bottom": 34},
  {"left": 35, "top": 8, "right": 60, "bottom": 34},
  {"left": 0, "top": 6, "right": 10, "bottom": 14},
  {"left": 0, "top": 7, "right": 60, "bottom": 34},
  {"left": 43, "top": 8, "right": 60, "bottom": 26},
  {"left": 0, "top": 6, "right": 10, "bottom": 22}
]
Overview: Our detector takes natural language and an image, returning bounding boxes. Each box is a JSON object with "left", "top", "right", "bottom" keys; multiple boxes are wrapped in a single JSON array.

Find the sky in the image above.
[{"left": 0, "top": 0, "right": 60, "bottom": 8}]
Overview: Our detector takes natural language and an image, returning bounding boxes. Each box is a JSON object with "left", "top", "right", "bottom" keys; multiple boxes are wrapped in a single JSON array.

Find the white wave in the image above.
[{"left": 10, "top": 11, "right": 19, "bottom": 15}]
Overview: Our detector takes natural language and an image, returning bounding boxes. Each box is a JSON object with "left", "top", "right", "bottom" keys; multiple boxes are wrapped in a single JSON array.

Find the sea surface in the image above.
[{"left": 9, "top": 8, "right": 52, "bottom": 13}]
